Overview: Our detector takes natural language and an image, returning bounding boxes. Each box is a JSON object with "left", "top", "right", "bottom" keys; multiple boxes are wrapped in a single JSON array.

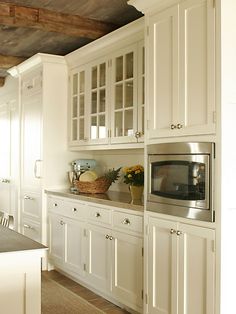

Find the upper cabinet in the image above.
[
  {"left": 144, "top": 0, "right": 216, "bottom": 140},
  {"left": 67, "top": 18, "right": 145, "bottom": 150}
]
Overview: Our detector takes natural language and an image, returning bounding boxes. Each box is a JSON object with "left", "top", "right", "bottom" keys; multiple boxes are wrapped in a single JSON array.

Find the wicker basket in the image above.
[{"left": 75, "top": 177, "right": 111, "bottom": 194}]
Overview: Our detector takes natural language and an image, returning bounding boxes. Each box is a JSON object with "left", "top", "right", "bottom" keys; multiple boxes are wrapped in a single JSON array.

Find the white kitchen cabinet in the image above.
[
  {"left": 9, "top": 53, "right": 78, "bottom": 244},
  {"left": 85, "top": 223, "right": 111, "bottom": 292},
  {"left": 0, "top": 77, "right": 19, "bottom": 226},
  {"left": 48, "top": 213, "right": 85, "bottom": 275},
  {"left": 47, "top": 195, "right": 143, "bottom": 312},
  {"left": 67, "top": 19, "right": 145, "bottom": 149},
  {"left": 146, "top": 216, "right": 215, "bottom": 314},
  {"left": 111, "top": 230, "right": 143, "bottom": 310},
  {"left": 69, "top": 57, "right": 110, "bottom": 147},
  {"left": 146, "top": 0, "right": 215, "bottom": 140}
]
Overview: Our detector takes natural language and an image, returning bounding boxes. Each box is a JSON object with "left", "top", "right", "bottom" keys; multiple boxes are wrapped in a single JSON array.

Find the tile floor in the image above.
[{"left": 43, "top": 270, "right": 132, "bottom": 314}]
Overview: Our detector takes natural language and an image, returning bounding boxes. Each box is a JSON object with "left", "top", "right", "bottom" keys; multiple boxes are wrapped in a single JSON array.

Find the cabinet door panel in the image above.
[
  {"left": 21, "top": 93, "right": 42, "bottom": 189},
  {"left": 111, "top": 44, "right": 138, "bottom": 144},
  {"left": 88, "top": 58, "right": 109, "bottom": 145},
  {"left": 48, "top": 215, "right": 64, "bottom": 264},
  {"left": 112, "top": 231, "right": 143, "bottom": 310},
  {"left": 64, "top": 218, "right": 84, "bottom": 274},
  {"left": 85, "top": 224, "right": 111, "bottom": 292},
  {"left": 147, "top": 218, "right": 177, "bottom": 314},
  {"left": 179, "top": 0, "right": 215, "bottom": 135},
  {"left": 147, "top": 6, "right": 179, "bottom": 139},
  {"left": 178, "top": 224, "right": 215, "bottom": 314}
]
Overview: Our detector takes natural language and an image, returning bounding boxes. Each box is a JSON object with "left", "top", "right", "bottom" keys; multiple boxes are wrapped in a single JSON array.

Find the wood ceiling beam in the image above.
[
  {"left": 0, "top": 54, "right": 26, "bottom": 69},
  {"left": 0, "top": 2, "right": 116, "bottom": 39}
]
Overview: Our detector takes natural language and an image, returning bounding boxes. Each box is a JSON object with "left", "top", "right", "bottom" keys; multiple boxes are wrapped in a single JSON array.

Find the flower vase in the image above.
[{"left": 129, "top": 185, "right": 144, "bottom": 202}]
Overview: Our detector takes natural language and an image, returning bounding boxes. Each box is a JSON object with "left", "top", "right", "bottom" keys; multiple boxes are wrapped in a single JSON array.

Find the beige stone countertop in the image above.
[
  {"left": 0, "top": 225, "right": 47, "bottom": 253},
  {"left": 45, "top": 189, "right": 144, "bottom": 212}
]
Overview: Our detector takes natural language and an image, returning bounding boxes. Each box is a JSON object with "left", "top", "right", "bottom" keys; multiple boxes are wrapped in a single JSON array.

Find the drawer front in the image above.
[
  {"left": 113, "top": 211, "right": 143, "bottom": 235},
  {"left": 22, "top": 192, "right": 41, "bottom": 219},
  {"left": 47, "top": 197, "right": 64, "bottom": 214},
  {"left": 48, "top": 197, "right": 86, "bottom": 220},
  {"left": 63, "top": 200, "right": 86, "bottom": 220},
  {"left": 21, "top": 217, "right": 41, "bottom": 243},
  {"left": 87, "top": 205, "right": 112, "bottom": 226}
]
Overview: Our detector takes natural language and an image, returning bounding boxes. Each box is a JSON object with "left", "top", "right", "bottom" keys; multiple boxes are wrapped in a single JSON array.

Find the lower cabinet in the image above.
[
  {"left": 47, "top": 196, "right": 144, "bottom": 313},
  {"left": 111, "top": 230, "right": 143, "bottom": 310},
  {"left": 146, "top": 216, "right": 215, "bottom": 314},
  {"left": 48, "top": 213, "right": 85, "bottom": 276}
]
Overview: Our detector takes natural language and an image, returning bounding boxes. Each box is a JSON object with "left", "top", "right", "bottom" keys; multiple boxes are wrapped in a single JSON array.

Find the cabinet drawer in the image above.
[
  {"left": 21, "top": 217, "right": 41, "bottom": 243},
  {"left": 48, "top": 197, "right": 64, "bottom": 214},
  {"left": 87, "top": 205, "right": 112, "bottom": 226},
  {"left": 113, "top": 211, "right": 143, "bottom": 235},
  {"left": 48, "top": 197, "right": 86, "bottom": 220},
  {"left": 22, "top": 192, "right": 41, "bottom": 219}
]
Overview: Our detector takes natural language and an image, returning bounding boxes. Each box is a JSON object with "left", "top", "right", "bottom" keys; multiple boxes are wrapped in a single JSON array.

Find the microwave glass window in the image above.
[{"left": 151, "top": 161, "right": 206, "bottom": 201}]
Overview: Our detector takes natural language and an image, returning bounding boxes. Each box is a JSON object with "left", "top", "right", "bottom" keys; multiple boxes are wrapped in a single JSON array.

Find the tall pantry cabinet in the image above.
[{"left": 9, "top": 54, "right": 77, "bottom": 245}]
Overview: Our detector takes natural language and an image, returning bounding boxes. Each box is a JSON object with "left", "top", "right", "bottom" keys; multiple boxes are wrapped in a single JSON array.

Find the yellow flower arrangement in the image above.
[{"left": 123, "top": 164, "right": 144, "bottom": 186}]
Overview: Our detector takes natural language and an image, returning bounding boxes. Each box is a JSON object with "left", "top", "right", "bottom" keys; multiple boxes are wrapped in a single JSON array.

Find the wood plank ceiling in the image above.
[{"left": 0, "top": 0, "right": 142, "bottom": 85}]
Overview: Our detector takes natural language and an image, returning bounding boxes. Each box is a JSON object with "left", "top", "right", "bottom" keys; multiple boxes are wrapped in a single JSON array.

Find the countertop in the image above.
[
  {"left": 45, "top": 189, "right": 144, "bottom": 212},
  {"left": 0, "top": 225, "right": 46, "bottom": 254}
]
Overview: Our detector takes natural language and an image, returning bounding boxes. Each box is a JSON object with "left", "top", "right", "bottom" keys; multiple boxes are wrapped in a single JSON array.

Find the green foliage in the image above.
[{"left": 104, "top": 167, "right": 122, "bottom": 183}]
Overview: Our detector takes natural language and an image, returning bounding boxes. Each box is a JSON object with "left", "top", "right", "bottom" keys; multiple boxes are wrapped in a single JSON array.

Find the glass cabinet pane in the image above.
[
  {"left": 79, "top": 95, "right": 84, "bottom": 116},
  {"left": 116, "top": 56, "right": 123, "bottom": 82},
  {"left": 72, "top": 120, "right": 77, "bottom": 140},
  {"left": 92, "top": 66, "right": 97, "bottom": 89},
  {"left": 73, "top": 74, "right": 78, "bottom": 95},
  {"left": 125, "top": 52, "right": 134, "bottom": 79},
  {"left": 92, "top": 92, "right": 97, "bottom": 113},
  {"left": 99, "top": 89, "right": 106, "bottom": 112},
  {"left": 99, "top": 115, "right": 106, "bottom": 139},
  {"left": 125, "top": 81, "right": 133, "bottom": 108},
  {"left": 79, "top": 118, "right": 84, "bottom": 140},
  {"left": 72, "top": 97, "right": 78, "bottom": 118},
  {"left": 79, "top": 71, "right": 85, "bottom": 93},
  {"left": 115, "top": 112, "right": 123, "bottom": 137},
  {"left": 100, "top": 63, "right": 106, "bottom": 87},
  {"left": 91, "top": 116, "right": 97, "bottom": 139},
  {"left": 124, "top": 109, "right": 134, "bottom": 136},
  {"left": 115, "top": 84, "right": 123, "bottom": 109}
]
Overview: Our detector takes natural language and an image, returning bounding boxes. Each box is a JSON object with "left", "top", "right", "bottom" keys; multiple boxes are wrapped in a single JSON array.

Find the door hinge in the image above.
[
  {"left": 83, "top": 229, "right": 87, "bottom": 237},
  {"left": 213, "top": 111, "right": 216, "bottom": 123},
  {"left": 141, "top": 289, "right": 144, "bottom": 300},
  {"left": 142, "top": 247, "right": 144, "bottom": 257},
  {"left": 83, "top": 263, "right": 87, "bottom": 271},
  {"left": 212, "top": 240, "right": 215, "bottom": 252}
]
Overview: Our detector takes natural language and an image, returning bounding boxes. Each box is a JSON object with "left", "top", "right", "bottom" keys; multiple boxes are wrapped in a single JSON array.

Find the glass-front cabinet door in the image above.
[
  {"left": 110, "top": 43, "right": 145, "bottom": 144},
  {"left": 88, "top": 57, "right": 109, "bottom": 144},
  {"left": 137, "top": 41, "right": 145, "bottom": 143},
  {"left": 70, "top": 66, "right": 88, "bottom": 145},
  {"left": 111, "top": 44, "right": 138, "bottom": 144}
]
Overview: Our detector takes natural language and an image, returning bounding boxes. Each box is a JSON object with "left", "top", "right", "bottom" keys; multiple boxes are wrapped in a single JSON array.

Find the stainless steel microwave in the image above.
[{"left": 147, "top": 142, "right": 215, "bottom": 222}]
